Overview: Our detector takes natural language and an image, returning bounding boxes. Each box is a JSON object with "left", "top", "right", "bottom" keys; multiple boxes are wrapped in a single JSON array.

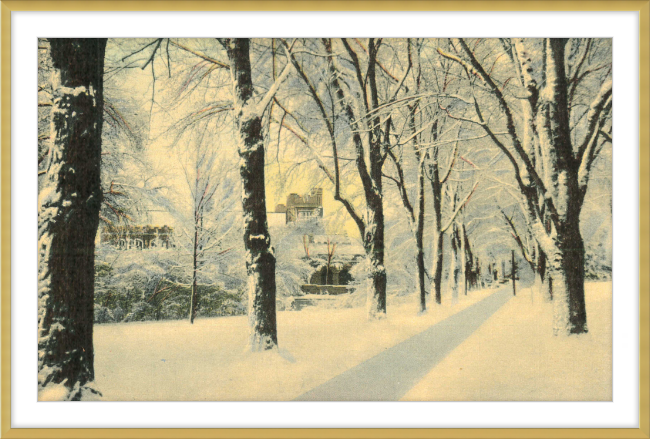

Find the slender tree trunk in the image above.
[
  {"left": 432, "top": 231, "right": 444, "bottom": 304},
  {"left": 449, "top": 223, "right": 460, "bottom": 304},
  {"left": 460, "top": 223, "right": 468, "bottom": 296},
  {"left": 225, "top": 39, "right": 278, "bottom": 350},
  {"left": 38, "top": 38, "right": 106, "bottom": 400},
  {"left": 429, "top": 161, "right": 444, "bottom": 305},
  {"left": 510, "top": 250, "right": 517, "bottom": 296},
  {"left": 321, "top": 38, "right": 387, "bottom": 320},
  {"left": 189, "top": 221, "right": 199, "bottom": 324},
  {"left": 535, "top": 244, "right": 553, "bottom": 302},
  {"left": 415, "top": 160, "right": 427, "bottom": 312}
]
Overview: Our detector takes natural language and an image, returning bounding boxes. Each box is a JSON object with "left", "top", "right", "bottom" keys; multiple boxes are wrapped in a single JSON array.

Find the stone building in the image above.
[
  {"left": 274, "top": 188, "right": 323, "bottom": 224},
  {"left": 300, "top": 234, "right": 365, "bottom": 295}
]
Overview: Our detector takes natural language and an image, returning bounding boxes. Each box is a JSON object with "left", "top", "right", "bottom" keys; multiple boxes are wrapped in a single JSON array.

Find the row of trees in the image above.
[{"left": 37, "top": 37, "right": 612, "bottom": 400}]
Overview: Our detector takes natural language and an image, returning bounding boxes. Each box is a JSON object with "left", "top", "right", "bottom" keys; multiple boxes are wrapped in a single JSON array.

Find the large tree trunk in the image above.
[
  {"left": 536, "top": 38, "right": 588, "bottom": 334},
  {"left": 225, "top": 39, "right": 278, "bottom": 350},
  {"left": 38, "top": 38, "right": 107, "bottom": 400},
  {"left": 549, "top": 214, "right": 587, "bottom": 334},
  {"left": 364, "top": 182, "right": 387, "bottom": 320}
]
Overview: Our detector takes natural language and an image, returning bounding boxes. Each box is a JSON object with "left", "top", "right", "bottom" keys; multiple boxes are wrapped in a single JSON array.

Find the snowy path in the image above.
[{"left": 294, "top": 287, "right": 511, "bottom": 401}]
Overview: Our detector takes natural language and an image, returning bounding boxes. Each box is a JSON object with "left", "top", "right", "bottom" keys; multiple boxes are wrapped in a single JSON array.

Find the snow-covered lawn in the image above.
[
  {"left": 94, "top": 282, "right": 611, "bottom": 401},
  {"left": 401, "top": 282, "right": 612, "bottom": 401},
  {"left": 94, "top": 288, "right": 496, "bottom": 401}
]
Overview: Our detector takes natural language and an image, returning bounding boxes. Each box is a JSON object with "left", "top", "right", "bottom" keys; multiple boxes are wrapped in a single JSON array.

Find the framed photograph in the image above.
[{"left": 2, "top": 0, "right": 648, "bottom": 437}]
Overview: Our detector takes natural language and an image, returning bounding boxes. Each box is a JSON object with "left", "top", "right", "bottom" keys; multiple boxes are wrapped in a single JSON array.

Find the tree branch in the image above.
[
  {"left": 499, "top": 207, "right": 534, "bottom": 269},
  {"left": 455, "top": 38, "right": 547, "bottom": 196},
  {"left": 576, "top": 79, "right": 613, "bottom": 164},
  {"left": 442, "top": 181, "right": 479, "bottom": 232},
  {"left": 256, "top": 52, "right": 294, "bottom": 115},
  {"left": 170, "top": 40, "right": 230, "bottom": 69},
  {"left": 341, "top": 38, "right": 370, "bottom": 114},
  {"left": 440, "top": 125, "right": 462, "bottom": 184},
  {"left": 577, "top": 95, "right": 612, "bottom": 191},
  {"left": 386, "top": 148, "right": 415, "bottom": 225}
]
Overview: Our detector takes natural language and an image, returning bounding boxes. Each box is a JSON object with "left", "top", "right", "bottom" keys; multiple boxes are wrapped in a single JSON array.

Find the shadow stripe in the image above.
[{"left": 294, "top": 288, "right": 511, "bottom": 401}]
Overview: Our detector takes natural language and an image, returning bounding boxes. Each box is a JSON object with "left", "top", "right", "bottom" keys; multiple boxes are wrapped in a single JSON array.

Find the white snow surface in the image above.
[
  {"left": 402, "top": 282, "right": 612, "bottom": 401},
  {"left": 92, "top": 283, "right": 611, "bottom": 401},
  {"left": 93, "top": 289, "right": 494, "bottom": 401}
]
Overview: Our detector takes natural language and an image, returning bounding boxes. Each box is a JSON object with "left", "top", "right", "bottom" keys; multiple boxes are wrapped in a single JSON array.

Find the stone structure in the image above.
[
  {"left": 299, "top": 234, "right": 364, "bottom": 295},
  {"left": 275, "top": 188, "right": 323, "bottom": 224},
  {"left": 100, "top": 225, "right": 174, "bottom": 250}
]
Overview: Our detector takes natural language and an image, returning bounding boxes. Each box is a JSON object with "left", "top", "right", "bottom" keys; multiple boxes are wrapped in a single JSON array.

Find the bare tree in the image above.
[
  {"left": 383, "top": 39, "right": 479, "bottom": 309},
  {"left": 439, "top": 38, "right": 611, "bottom": 334},
  {"left": 169, "top": 122, "right": 237, "bottom": 324},
  {"left": 280, "top": 38, "right": 417, "bottom": 319}
]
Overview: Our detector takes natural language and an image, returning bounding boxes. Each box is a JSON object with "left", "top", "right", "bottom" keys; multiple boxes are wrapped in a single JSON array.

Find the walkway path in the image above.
[{"left": 294, "top": 287, "right": 511, "bottom": 401}]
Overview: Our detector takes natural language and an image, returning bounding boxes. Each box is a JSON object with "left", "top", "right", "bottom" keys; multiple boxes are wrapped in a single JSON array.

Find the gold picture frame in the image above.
[{"left": 2, "top": 1, "right": 649, "bottom": 437}]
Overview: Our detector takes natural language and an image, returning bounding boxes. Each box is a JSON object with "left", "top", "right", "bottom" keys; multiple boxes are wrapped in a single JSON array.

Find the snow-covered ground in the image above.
[
  {"left": 94, "top": 288, "right": 495, "bottom": 401},
  {"left": 93, "top": 282, "right": 611, "bottom": 401},
  {"left": 401, "top": 282, "right": 612, "bottom": 401}
]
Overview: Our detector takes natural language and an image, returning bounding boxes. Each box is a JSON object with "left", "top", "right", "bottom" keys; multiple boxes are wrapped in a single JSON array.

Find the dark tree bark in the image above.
[
  {"left": 364, "top": 194, "right": 387, "bottom": 318},
  {"left": 415, "top": 161, "right": 426, "bottom": 312},
  {"left": 460, "top": 223, "right": 469, "bottom": 296},
  {"left": 536, "top": 243, "right": 552, "bottom": 301},
  {"left": 429, "top": 154, "right": 444, "bottom": 305},
  {"left": 448, "top": 222, "right": 461, "bottom": 303},
  {"left": 510, "top": 250, "right": 517, "bottom": 296},
  {"left": 38, "top": 38, "right": 107, "bottom": 400},
  {"left": 224, "top": 38, "right": 279, "bottom": 350}
]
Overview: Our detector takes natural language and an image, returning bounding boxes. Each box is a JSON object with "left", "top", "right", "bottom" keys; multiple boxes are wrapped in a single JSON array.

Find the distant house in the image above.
[
  {"left": 273, "top": 188, "right": 323, "bottom": 224},
  {"left": 100, "top": 224, "right": 174, "bottom": 250},
  {"left": 269, "top": 189, "right": 366, "bottom": 300},
  {"left": 98, "top": 210, "right": 176, "bottom": 250}
]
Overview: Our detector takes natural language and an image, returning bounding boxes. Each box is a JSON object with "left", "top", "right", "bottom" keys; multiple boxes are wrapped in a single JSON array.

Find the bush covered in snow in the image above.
[
  {"left": 94, "top": 246, "right": 247, "bottom": 323},
  {"left": 271, "top": 217, "right": 324, "bottom": 298},
  {"left": 584, "top": 241, "right": 612, "bottom": 280}
]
